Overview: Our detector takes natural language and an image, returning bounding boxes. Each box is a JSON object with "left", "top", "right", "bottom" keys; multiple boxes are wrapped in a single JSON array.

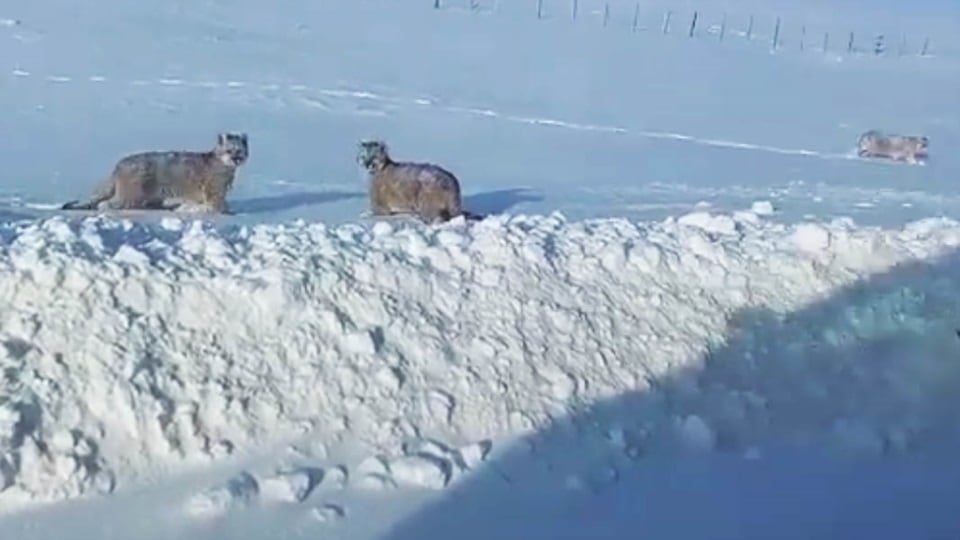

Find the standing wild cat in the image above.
[
  {"left": 62, "top": 132, "right": 249, "bottom": 213},
  {"left": 357, "top": 139, "right": 482, "bottom": 222}
]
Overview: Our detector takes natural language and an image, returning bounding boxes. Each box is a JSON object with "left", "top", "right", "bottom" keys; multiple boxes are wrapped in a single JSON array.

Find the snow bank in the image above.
[{"left": 2, "top": 210, "right": 960, "bottom": 511}]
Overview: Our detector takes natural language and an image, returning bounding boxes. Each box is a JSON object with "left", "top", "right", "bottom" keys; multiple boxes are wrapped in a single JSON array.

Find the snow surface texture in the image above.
[
  {"left": 0, "top": 0, "right": 958, "bottom": 228},
  {"left": 1, "top": 0, "right": 960, "bottom": 537},
  {"left": 3, "top": 210, "right": 960, "bottom": 536}
]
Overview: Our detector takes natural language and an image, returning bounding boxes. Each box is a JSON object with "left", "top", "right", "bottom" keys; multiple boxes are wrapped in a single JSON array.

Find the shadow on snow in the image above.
[
  {"left": 229, "top": 190, "right": 365, "bottom": 214},
  {"left": 464, "top": 188, "right": 544, "bottom": 215},
  {"left": 383, "top": 249, "right": 960, "bottom": 540}
]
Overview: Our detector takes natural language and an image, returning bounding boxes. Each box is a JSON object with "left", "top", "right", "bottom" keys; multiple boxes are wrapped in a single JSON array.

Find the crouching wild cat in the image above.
[{"left": 857, "top": 130, "right": 928, "bottom": 164}]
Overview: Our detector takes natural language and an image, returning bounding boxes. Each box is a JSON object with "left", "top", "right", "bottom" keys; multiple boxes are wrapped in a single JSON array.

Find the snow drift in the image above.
[{"left": 2, "top": 209, "right": 960, "bottom": 513}]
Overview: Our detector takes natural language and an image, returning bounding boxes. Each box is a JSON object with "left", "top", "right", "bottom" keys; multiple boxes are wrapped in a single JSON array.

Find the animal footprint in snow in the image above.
[
  {"left": 454, "top": 440, "right": 492, "bottom": 471},
  {"left": 258, "top": 467, "right": 324, "bottom": 503},
  {"left": 388, "top": 454, "right": 452, "bottom": 490},
  {"left": 310, "top": 503, "right": 347, "bottom": 523},
  {"left": 316, "top": 464, "right": 348, "bottom": 491},
  {"left": 353, "top": 456, "right": 397, "bottom": 491},
  {"left": 183, "top": 472, "right": 259, "bottom": 518}
]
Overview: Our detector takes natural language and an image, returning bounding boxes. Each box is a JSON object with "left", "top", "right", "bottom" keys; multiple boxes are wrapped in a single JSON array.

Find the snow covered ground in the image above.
[
  {"left": 1, "top": 0, "right": 959, "bottom": 538},
  {"left": 1, "top": 0, "right": 957, "bottom": 226}
]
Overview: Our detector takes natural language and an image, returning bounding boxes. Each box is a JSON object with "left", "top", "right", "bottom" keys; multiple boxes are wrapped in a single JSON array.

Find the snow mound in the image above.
[{"left": 2, "top": 211, "right": 960, "bottom": 512}]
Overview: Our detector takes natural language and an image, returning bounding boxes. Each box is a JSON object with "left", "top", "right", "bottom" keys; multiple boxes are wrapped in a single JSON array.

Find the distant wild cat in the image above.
[
  {"left": 857, "top": 130, "right": 928, "bottom": 164},
  {"left": 61, "top": 133, "right": 249, "bottom": 214},
  {"left": 357, "top": 139, "right": 482, "bottom": 222}
]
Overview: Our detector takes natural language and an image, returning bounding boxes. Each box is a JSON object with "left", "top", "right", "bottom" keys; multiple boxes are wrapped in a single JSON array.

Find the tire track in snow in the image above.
[{"left": 4, "top": 67, "right": 883, "bottom": 166}]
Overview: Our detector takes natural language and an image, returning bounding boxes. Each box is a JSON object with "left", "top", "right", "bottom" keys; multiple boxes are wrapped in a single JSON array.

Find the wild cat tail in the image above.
[
  {"left": 461, "top": 210, "right": 485, "bottom": 221},
  {"left": 61, "top": 200, "right": 96, "bottom": 210}
]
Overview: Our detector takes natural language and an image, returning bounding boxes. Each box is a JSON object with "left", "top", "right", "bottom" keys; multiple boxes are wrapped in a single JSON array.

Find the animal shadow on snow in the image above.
[
  {"left": 383, "top": 250, "right": 960, "bottom": 540},
  {"left": 463, "top": 188, "right": 543, "bottom": 215},
  {"left": 229, "top": 190, "right": 364, "bottom": 214},
  {"left": 0, "top": 208, "right": 35, "bottom": 223}
]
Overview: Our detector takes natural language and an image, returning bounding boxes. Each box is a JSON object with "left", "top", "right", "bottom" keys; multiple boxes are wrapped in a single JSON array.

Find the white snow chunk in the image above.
[
  {"left": 677, "top": 211, "right": 739, "bottom": 236},
  {"left": 341, "top": 331, "right": 377, "bottom": 356},
  {"left": 750, "top": 200, "right": 775, "bottom": 216},
  {"left": 388, "top": 455, "right": 452, "bottom": 489},
  {"left": 426, "top": 389, "right": 455, "bottom": 424},
  {"left": 355, "top": 473, "right": 397, "bottom": 491},
  {"left": 402, "top": 439, "right": 455, "bottom": 461},
  {"left": 676, "top": 415, "right": 716, "bottom": 451},
  {"left": 354, "top": 456, "right": 396, "bottom": 491},
  {"left": 371, "top": 221, "right": 394, "bottom": 237},
  {"left": 733, "top": 210, "right": 762, "bottom": 226},
  {"left": 607, "top": 425, "right": 645, "bottom": 458},
  {"left": 355, "top": 455, "right": 389, "bottom": 477},
  {"left": 159, "top": 217, "right": 183, "bottom": 231},
  {"left": 318, "top": 465, "right": 348, "bottom": 491},
  {"left": 455, "top": 440, "right": 493, "bottom": 470},
  {"left": 258, "top": 468, "right": 321, "bottom": 503},
  {"left": 791, "top": 223, "right": 832, "bottom": 253}
]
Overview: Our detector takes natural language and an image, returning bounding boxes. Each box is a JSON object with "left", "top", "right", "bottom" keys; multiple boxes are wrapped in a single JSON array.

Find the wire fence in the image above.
[{"left": 432, "top": 0, "right": 937, "bottom": 58}]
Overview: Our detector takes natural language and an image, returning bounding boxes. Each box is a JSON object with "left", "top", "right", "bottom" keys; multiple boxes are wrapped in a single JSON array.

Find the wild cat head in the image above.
[
  {"left": 214, "top": 133, "right": 249, "bottom": 167},
  {"left": 357, "top": 139, "right": 391, "bottom": 172}
]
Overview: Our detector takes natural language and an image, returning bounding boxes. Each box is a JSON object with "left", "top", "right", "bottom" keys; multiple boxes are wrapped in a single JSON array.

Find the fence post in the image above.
[
  {"left": 800, "top": 25, "right": 806, "bottom": 51},
  {"left": 921, "top": 37, "right": 930, "bottom": 56},
  {"left": 771, "top": 17, "right": 780, "bottom": 50},
  {"left": 847, "top": 32, "right": 855, "bottom": 53},
  {"left": 632, "top": 3, "right": 640, "bottom": 32},
  {"left": 662, "top": 11, "right": 672, "bottom": 34},
  {"left": 603, "top": 3, "right": 610, "bottom": 27},
  {"left": 688, "top": 11, "right": 698, "bottom": 37},
  {"left": 434, "top": 0, "right": 440, "bottom": 8},
  {"left": 822, "top": 32, "right": 829, "bottom": 52},
  {"left": 572, "top": 0, "right": 578, "bottom": 20},
  {"left": 537, "top": 0, "right": 543, "bottom": 19},
  {"left": 719, "top": 13, "right": 726, "bottom": 42},
  {"left": 746, "top": 15, "right": 753, "bottom": 40},
  {"left": 898, "top": 34, "right": 906, "bottom": 56},
  {"left": 873, "top": 34, "right": 885, "bottom": 55}
]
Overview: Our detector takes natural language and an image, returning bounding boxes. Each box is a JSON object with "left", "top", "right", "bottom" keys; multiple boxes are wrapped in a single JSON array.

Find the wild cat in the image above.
[
  {"left": 357, "top": 139, "right": 483, "bottom": 222},
  {"left": 61, "top": 133, "right": 249, "bottom": 214},
  {"left": 857, "top": 130, "right": 929, "bottom": 164}
]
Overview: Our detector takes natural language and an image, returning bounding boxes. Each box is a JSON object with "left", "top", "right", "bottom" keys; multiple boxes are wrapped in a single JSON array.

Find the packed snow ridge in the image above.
[{"left": 2, "top": 209, "right": 960, "bottom": 511}]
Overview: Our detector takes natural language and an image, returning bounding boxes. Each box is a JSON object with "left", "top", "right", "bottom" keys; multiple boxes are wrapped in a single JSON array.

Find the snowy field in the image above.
[{"left": 1, "top": 0, "right": 959, "bottom": 538}]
